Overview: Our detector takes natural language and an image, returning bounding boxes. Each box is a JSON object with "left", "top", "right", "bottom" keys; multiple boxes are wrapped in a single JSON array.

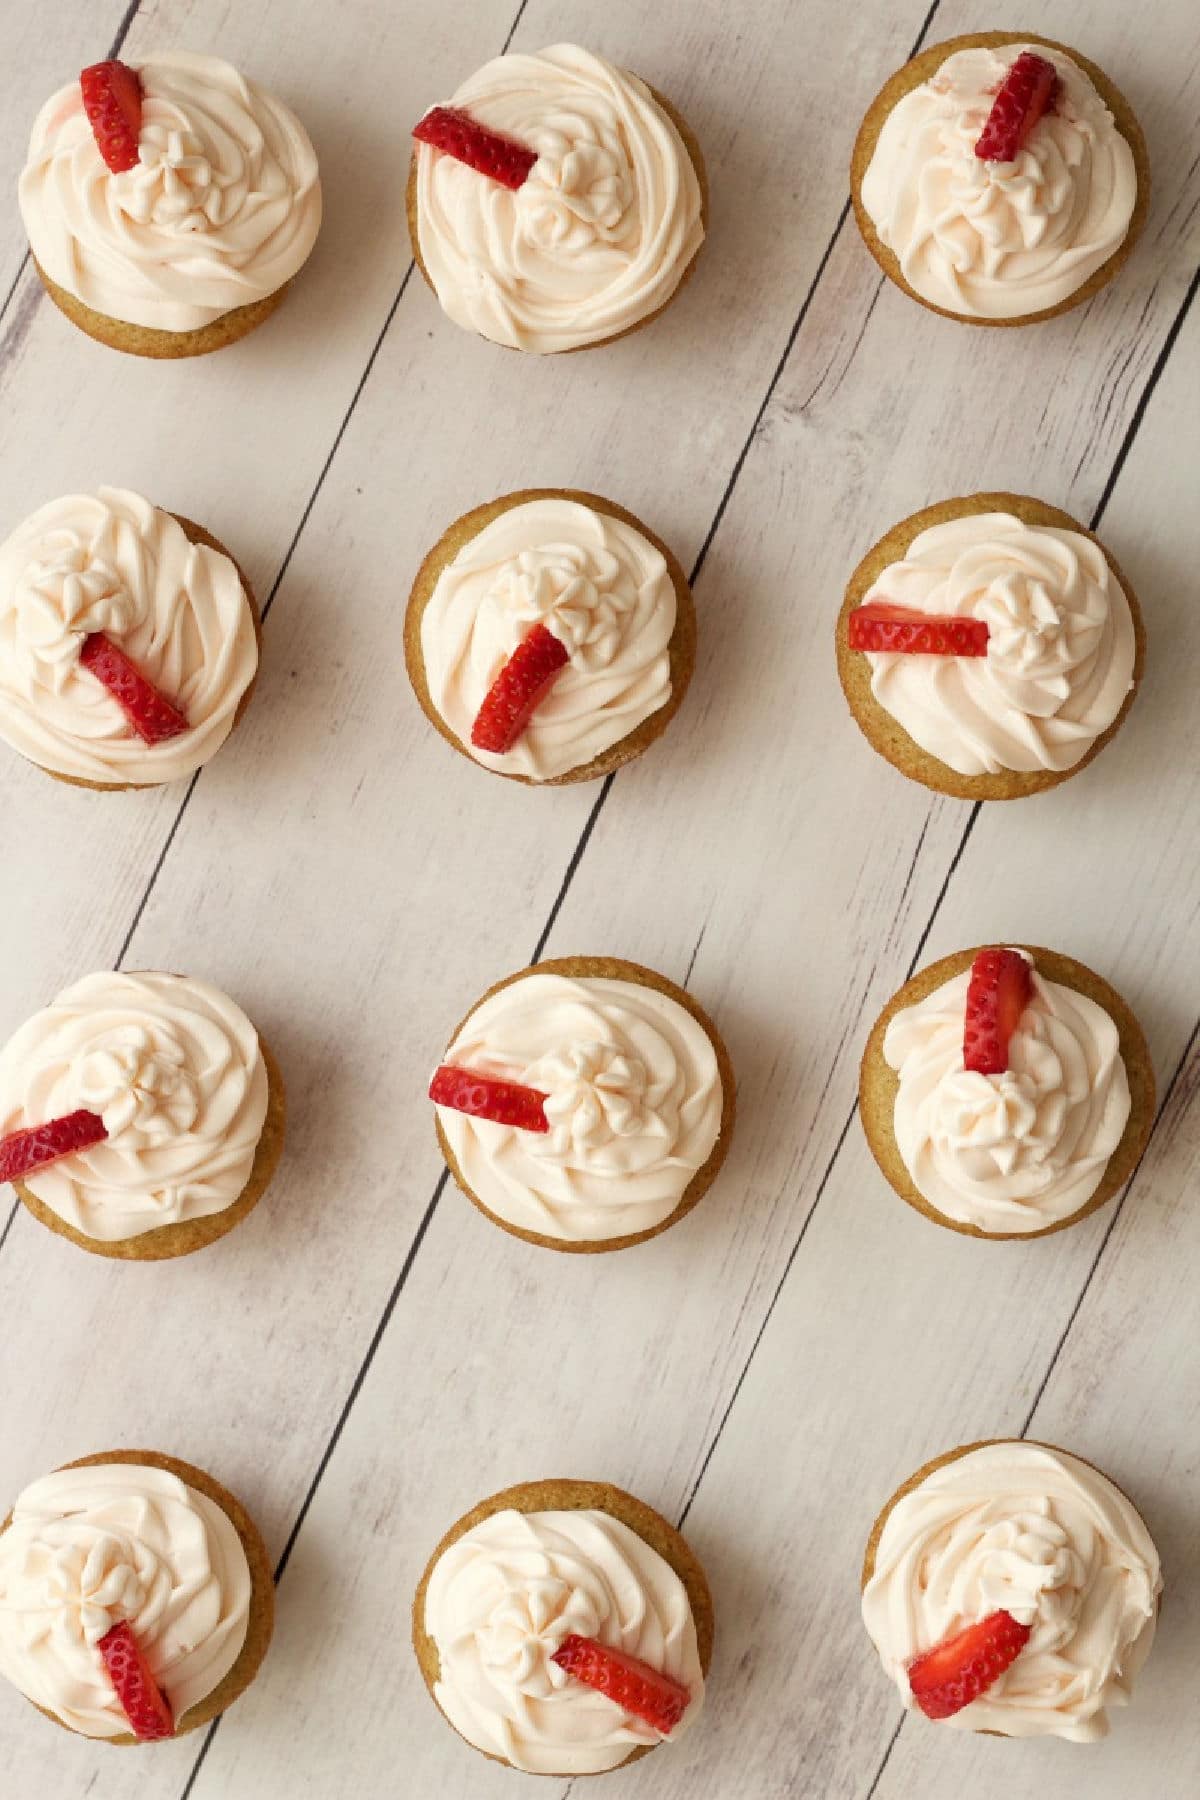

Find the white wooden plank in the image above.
[{"left": 0, "top": 4, "right": 133, "bottom": 311}]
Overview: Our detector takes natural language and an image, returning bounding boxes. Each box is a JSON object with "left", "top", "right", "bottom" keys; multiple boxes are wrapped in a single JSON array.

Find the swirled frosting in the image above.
[
  {"left": 860, "top": 43, "right": 1138, "bottom": 319},
  {"left": 860, "top": 513, "right": 1136, "bottom": 776},
  {"left": 883, "top": 952, "right": 1130, "bottom": 1234},
  {"left": 0, "top": 487, "right": 258, "bottom": 785},
  {"left": 424, "top": 1506, "right": 704, "bottom": 1772},
  {"left": 435, "top": 970, "right": 722, "bottom": 1241},
  {"left": 0, "top": 971, "right": 269, "bottom": 1242},
  {"left": 862, "top": 1443, "right": 1161, "bottom": 1739},
  {"left": 414, "top": 44, "right": 704, "bottom": 352},
  {"left": 0, "top": 1462, "right": 252, "bottom": 1738},
  {"left": 20, "top": 50, "right": 321, "bottom": 332},
  {"left": 420, "top": 498, "right": 677, "bottom": 780}
]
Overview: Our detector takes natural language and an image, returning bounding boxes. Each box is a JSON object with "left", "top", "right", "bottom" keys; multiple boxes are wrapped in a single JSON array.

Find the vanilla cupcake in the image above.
[
  {"left": 406, "top": 489, "right": 696, "bottom": 784},
  {"left": 413, "top": 1478, "right": 713, "bottom": 1774},
  {"left": 859, "top": 945, "right": 1154, "bottom": 1240},
  {"left": 409, "top": 44, "right": 706, "bottom": 353},
  {"left": 836, "top": 494, "right": 1144, "bottom": 800},
  {"left": 0, "top": 1450, "right": 273, "bottom": 1742},
  {"left": 21, "top": 52, "right": 321, "bottom": 357},
  {"left": 0, "top": 971, "right": 285, "bottom": 1259},
  {"left": 429, "top": 956, "right": 734, "bottom": 1250},
  {"left": 862, "top": 1441, "right": 1161, "bottom": 1739},
  {"left": 0, "top": 488, "right": 260, "bottom": 790},
  {"left": 851, "top": 34, "right": 1149, "bottom": 325}
]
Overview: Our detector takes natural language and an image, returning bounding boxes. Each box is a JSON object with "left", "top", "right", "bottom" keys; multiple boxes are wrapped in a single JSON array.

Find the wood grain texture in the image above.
[{"left": 0, "top": 0, "right": 1197, "bottom": 1796}]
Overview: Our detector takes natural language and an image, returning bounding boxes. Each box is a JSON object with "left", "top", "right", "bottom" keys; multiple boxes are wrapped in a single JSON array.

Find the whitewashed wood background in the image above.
[{"left": 0, "top": 1, "right": 1197, "bottom": 1795}]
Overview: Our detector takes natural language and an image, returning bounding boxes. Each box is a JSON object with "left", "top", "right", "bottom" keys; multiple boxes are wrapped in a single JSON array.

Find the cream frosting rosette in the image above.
[
  {"left": 423, "top": 1507, "right": 704, "bottom": 1773},
  {"left": 414, "top": 44, "right": 704, "bottom": 352},
  {"left": 0, "top": 487, "right": 257, "bottom": 786},
  {"left": 882, "top": 952, "right": 1130, "bottom": 1235},
  {"left": 20, "top": 51, "right": 321, "bottom": 333},
  {"left": 860, "top": 513, "right": 1136, "bottom": 777},
  {"left": 420, "top": 497, "right": 677, "bottom": 781},
  {"left": 435, "top": 970, "right": 723, "bottom": 1242},
  {"left": 863, "top": 1443, "right": 1161, "bottom": 1740},
  {"left": 0, "top": 971, "right": 269, "bottom": 1243},
  {"left": 861, "top": 43, "right": 1138, "bottom": 319},
  {"left": 0, "top": 1462, "right": 252, "bottom": 1738}
]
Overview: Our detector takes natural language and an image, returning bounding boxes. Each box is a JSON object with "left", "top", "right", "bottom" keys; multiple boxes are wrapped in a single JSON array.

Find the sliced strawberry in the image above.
[
  {"left": 0, "top": 1109, "right": 107, "bottom": 1185},
  {"left": 907, "top": 1609, "right": 1031, "bottom": 1719},
  {"left": 849, "top": 603, "right": 989, "bottom": 657},
  {"left": 963, "top": 948, "right": 1034, "bottom": 1076},
  {"left": 97, "top": 1621, "right": 174, "bottom": 1740},
  {"left": 80, "top": 60, "right": 143, "bottom": 174},
  {"left": 975, "top": 52, "right": 1059, "bottom": 162},
  {"left": 79, "top": 634, "right": 189, "bottom": 745},
  {"left": 429, "top": 1064, "right": 550, "bottom": 1131},
  {"left": 413, "top": 105, "right": 538, "bottom": 189},
  {"left": 470, "top": 624, "right": 570, "bottom": 754},
  {"left": 551, "top": 1634, "right": 690, "bottom": 1735}
]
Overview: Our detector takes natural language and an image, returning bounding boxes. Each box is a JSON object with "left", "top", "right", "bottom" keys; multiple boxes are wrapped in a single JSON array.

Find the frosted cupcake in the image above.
[
  {"left": 859, "top": 945, "right": 1154, "bottom": 1240},
  {"left": 0, "top": 1450, "right": 273, "bottom": 1742},
  {"left": 0, "top": 487, "right": 260, "bottom": 790},
  {"left": 429, "top": 956, "right": 735, "bottom": 1250},
  {"left": 21, "top": 52, "right": 321, "bottom": 357},
  {"left": 409, "top": 44, "right": 706, "bottom": 353},
  {"left": 862, "top": 1440, "right": 1161, "bottom": 1739},
  {"left": 836, "top": 494, "right": 1144, "bottom": 800},
  {"left": 0, "top": 970, "right": 285, "bottom": 1259},
  {"left": 851, "top": 34, "right": 1148, "bottom": 325},
  {"left": 413, "top": 1478, "right": 713, "bottom": 1775},
  {"left": 405, "top": 489, "right": 696, "bottom": 784}
]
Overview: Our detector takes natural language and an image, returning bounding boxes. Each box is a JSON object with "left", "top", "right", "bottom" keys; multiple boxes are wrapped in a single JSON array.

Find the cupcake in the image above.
[
  {"left": 429, "top": 955, "right": 734, "bottom": 1250},
  {"left": 862, "top": 1440, "right": 1161, "bottom": 1739},
  {"left": 21, "top": 52, "right": 321, "bottom": 357},
  {"left": 0, "top": 970, "right": 285, "bottom": 1259},
  {"left": 405, "top": 489, "right": 696, "bottom": 784},
  {"left": 860, "top": 945, "right": 1154, "bottom": 1240},
  {"left": 0, "top": 1450, "right": 273, "bottom": 1742},
  {"left": 408, "top": 44, "right": 706, "bottom": 353},
  {"left": 836, "top": 494, "right": 1144, "bottom": 800},
  {"left": 413, "top": 1478, "right": 712, "bottom": 1774},
  {"left": 851, "top": 34, "right": 1148, "bottom": 325},
  {"left": 0, "top": 488, "right": 260, "bottom": 790}
]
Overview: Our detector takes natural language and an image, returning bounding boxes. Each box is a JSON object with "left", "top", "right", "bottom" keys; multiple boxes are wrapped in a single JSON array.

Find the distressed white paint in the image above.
[{"left": 0, "top": 1, "right": 1196, "bottom": 1796}]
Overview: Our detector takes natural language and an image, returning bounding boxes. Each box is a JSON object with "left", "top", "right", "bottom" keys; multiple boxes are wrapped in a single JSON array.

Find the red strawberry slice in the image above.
[
  {"left": 79, "top": 634, "right": 189, "bottom": 744},
  {"left": 849, "top": 603, "right": 989, "bottom": 657},
  {"left": 963, "top": 948, "right": 1034, "bottom": 1076},
  {"left": 97, "top": 1621, "right": 174, "bottom": 1740},
  {"left": 975, "top": 52, "right": 1059, "bottom": 162},
  {"left": 80, "top": 60, "right": 143, "bottom": 174},
  {"left": 413, "top": 105, "right": 538, "bottom": 190},
  {"left": 470, "top": 624, "right": 570, "bottom": 754},
  {"left": 429, "top": 1064, "right": 550, "bottom": 1131},
  {"left": 0, "top": 1109, "right": 107, "bottom": 1185},
  {"left": 907, "top": 1609, "right": 1031, "bottom": 1720},
  {"left": 551, "top": 1634, "right": 691, "bottom": 1735}
]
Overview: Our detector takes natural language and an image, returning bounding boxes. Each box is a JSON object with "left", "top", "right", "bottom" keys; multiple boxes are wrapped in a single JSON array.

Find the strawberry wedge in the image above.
[
  {"left": 413, "top": 106, "right": 538, "bottom": 189},
  {"left": 79, "top": 634, "right": 189, "bottom": 744},
  {"left": 471, "top": 624, "right": 570, "bottom": 753},
  {"left": 908, "top": 1609, "right": 1031, "bottom": 1719},
  {"left": 975, "top": 52, "right": 1059, "bottom": 162},
  {"left": 552, "top": 1635, "right": 690, "bottom": 1735},
  {"left": 80, "top": 60, "right": 143, "bottom": 174},
  {"left": 429, "top": 1065, "right": 550, "bottom": 1132},
  {"left": 849, "top": 603, "right": 989, "bottom": 657},
  {"left": 98, "top": 1621, "right": 174, "bottom": 1740},
  {"left": 963, "top": 948, "right": 1033, "bottom": 1075},
  {"left": 0, "top": 1109, "right": 107, "bottom": 1185}
]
